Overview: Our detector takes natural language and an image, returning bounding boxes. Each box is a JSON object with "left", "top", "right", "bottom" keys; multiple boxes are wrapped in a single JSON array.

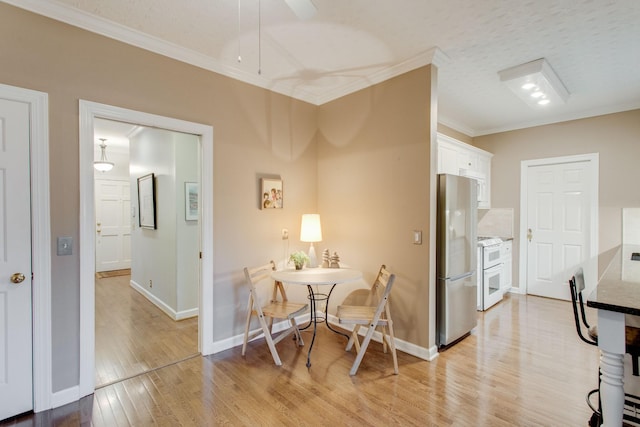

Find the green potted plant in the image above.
[{"left": 289, "top": 251, "right": 310, "bottom": 270}]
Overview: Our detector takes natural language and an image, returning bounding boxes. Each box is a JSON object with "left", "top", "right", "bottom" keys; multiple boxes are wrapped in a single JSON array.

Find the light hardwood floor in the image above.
[
  {"left": 95, "top": 274, "right": 199, "bottom": 387},
  {"left": 3, "top": 293, "right": 611, "bottom": 426}
]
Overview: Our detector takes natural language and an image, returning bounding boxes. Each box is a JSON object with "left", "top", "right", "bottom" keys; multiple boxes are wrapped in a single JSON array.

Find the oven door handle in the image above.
[
  {"left": 447, "top": 271, "right": 474, "bottom": 282},
  {"left": 484, "top": 263, "right": 504, "bottom": 274}
]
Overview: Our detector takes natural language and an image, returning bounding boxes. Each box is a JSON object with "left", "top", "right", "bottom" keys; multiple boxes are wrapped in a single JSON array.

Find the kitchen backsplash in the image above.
[{"left": 478, "top": 208, "right": 514, "bottom": 238}]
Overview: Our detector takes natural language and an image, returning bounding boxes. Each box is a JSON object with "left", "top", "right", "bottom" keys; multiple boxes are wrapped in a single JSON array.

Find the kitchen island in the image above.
[{"left": 588, "top": 244, "right": 640, "bottom": 426}]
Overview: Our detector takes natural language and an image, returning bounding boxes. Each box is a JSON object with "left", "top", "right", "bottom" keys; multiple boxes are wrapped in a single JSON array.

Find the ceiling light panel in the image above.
[{"left": 498, "top": 58, "right": 569, "bottom": 108}]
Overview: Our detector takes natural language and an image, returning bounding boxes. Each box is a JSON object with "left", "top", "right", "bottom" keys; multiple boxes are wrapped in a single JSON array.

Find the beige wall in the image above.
[
  {"left": 473, "top": 109, "right": 640, "bottom": 288},
  {"left": 0, "top": 3, "right": 318, "bottom": 391},
  {"left": 317, "top": 66, "right": 435, "bottom": 348}
]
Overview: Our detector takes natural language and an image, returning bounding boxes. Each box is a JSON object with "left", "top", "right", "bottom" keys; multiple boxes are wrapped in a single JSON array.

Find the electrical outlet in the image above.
[
  {"left": 149, "top": 280, "right": 153, "bottom": 288},
  {"left": 282, "top": 228, "right": 289, "bottom": 240}
]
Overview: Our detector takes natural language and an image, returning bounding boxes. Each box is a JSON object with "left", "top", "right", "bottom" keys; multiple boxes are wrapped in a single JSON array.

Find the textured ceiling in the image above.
[{"left": 7, "top": 0, "right": 640, "bottom": 136}]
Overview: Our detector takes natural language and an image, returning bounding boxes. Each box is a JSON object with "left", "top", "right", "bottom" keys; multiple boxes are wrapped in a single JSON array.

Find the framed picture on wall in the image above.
[
  {"left": 261, "top": 178, "right": 283, "bottom": 209},
  {"left": 185, "top": 182, "right": 199, "bottom": 221},
  {"left": 137, "top": 173, "right": 156, "bottom": 229}
]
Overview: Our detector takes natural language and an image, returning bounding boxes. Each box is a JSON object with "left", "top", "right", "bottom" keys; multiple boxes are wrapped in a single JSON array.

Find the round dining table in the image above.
[{"left": 272, "top": 267, "right": 362, "bottom": 367}]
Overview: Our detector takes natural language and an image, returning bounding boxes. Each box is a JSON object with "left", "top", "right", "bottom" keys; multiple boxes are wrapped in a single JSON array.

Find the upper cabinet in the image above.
[{"left": 436, "top": 133, "right": 493, "bottom": 209}]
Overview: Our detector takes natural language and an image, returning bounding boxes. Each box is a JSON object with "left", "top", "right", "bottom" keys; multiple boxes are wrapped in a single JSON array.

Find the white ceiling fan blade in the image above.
[{"left": 284, "top": 0, "right": 317, "bottom": 20}]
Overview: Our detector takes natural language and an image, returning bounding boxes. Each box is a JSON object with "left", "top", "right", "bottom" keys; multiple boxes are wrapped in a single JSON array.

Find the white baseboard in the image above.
[
  {"left": 211, "top": 318, "right": 298, "bottom": 354},
  {"left": 506, "top": 285, "right": 524, "bottom": 295},
  {"left": 176, "top": 307, "right": 199, "bottom": 320},
  {"left": 212, "top": 312, "right": 435, "bottom": 362},
  {"left": 51, "top": 385, "right": 80, "bottom": 409},
  {"left": 426, "top": 345, "right": 440, "bottom": 361},
  {"left": 326, "top": 314, "right": 435, "bottom": 361},
  {"left": 130, "top": 280, "right": 198, "bottom": 320}
]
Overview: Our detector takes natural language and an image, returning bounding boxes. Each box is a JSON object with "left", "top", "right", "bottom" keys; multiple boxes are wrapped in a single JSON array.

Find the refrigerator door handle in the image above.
[{"left": 447, "top": 271, "right": 474, "bottom": 282}]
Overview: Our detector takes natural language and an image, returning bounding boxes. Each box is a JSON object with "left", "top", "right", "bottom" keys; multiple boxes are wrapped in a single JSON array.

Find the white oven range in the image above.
[{"left": 477, "top": 237, "right": 504, "bottom": 311}]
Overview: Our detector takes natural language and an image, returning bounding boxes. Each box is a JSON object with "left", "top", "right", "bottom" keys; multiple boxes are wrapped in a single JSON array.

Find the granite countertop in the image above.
[{"left": 587, "top": 245, "right": 640, "bottom": 316}]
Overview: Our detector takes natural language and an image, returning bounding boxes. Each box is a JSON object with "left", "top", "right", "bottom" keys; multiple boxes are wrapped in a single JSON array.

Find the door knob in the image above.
[{"left": 11, "top": 273, "right": 26, "bottom": 284}]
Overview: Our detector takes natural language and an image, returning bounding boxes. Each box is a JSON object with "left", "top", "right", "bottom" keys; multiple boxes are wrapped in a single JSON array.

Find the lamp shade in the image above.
[
  {"left": 93, "top": 161, "right": 114, "bottom": 172},
  {"left": 300, "top": 214, "right": 322, "bottom": 242}
]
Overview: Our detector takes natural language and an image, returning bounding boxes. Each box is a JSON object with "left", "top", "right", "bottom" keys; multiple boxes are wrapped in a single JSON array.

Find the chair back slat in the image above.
[
  {"left": 574, "top": 267, "right": 586, "bottom": 293},
  {"left": 244, "top": 261, "right": 276, "bottom": 286},
  {"left": 244, "top": 261, "right": 277, "bottom": 309},
  {"left": 371, "top": 266, "right": 395, "bottom": 321},
  {"left": 568, "top": 267, "right": 597, "bottom": 347}
]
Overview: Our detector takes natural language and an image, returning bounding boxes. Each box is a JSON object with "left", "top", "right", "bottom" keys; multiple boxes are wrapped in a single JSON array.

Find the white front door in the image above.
[
  {"left": 525, "top": 159, "right": 593, "bottom": 300},
  {"left": 0, "top": 98, "right": 33, "bottom": 420},
  {"left": 95, "top": 179, "right": 131, "bottom": 272}
]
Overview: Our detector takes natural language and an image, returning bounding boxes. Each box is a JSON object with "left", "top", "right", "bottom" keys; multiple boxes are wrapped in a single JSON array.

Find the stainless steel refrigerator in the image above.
[{"left": 436, "top": 174, "right": 478, "bottom": 347}]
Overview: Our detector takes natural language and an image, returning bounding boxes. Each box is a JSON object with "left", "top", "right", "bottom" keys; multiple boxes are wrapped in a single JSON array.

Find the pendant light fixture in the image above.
[{"left": 94, "top": 138, "right": 114, "bottom": 172}]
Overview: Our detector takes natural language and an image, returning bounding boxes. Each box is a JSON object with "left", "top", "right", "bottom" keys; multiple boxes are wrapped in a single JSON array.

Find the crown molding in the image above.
[
  {"left": 437, "top": 115, "right": 478, "bottom": 138},
  {"left": 472, "top": 102, "right": 640, "bottom": 136},
  {"left": 313, "top": 47, "right": 449, "bottom": 105}
]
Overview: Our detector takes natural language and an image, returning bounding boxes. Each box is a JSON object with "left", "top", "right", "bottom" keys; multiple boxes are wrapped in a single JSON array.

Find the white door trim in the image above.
[
  {"left": 0, "top": 83, "right": 52, "bottom": 412},
  {"left": 519, "top": 153, "right": 599, "bottom": 295},
  {"left": 78, "top": 101, "right": 214, "bottom": 399}
]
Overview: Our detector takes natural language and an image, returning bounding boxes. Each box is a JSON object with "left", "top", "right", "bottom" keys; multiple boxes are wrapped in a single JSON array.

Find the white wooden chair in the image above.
[
  {"left": 241, "top": 261, "right": 308, "bottom": 366},
  {"left": 337, "top": 264, "right": 398, "bottom": 375}
]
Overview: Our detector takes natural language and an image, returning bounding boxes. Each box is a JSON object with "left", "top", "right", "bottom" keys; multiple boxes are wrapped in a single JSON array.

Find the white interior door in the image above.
[
  {"left": 526, "top": 160, "right": 592, "bottom": 300},
  {"left": 0, "top": 98, "right": 33, "bottom": 420},
  {"left": 95, "top": 179, "right": 131, "bottom": 272}
]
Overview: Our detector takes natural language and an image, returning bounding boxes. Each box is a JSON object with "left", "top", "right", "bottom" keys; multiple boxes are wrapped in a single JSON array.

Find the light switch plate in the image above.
[
  {"left": 413, "top": 230, "right": 422, "bottom": 245},
  {"left": 57, "top": 236, "right": 73, "bottom": 256}
]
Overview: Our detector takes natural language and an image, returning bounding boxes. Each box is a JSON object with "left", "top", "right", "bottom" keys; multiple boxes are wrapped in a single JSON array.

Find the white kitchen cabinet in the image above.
[
  {"left": 438, "top": 142, "right": 459, "bottom": 175},
  {"left": 436, "top": 133, "right": 493, "bottom": 208},
  {"left": 458, "top": 149, "right": 479, "bottom": 171},
  {"left": 501, "top": 240, "right": 513, "bottom": 292},
  {"left": 475, "top": 155, "right": 491, "bottom": 208}
]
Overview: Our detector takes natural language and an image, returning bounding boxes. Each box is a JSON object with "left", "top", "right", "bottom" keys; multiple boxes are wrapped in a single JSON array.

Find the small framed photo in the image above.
[
  {"left": 261, "top": 178, "right": 283, "bottom": 209},
  {"left": 137, "top": 173, "right": 156, "bottom": 229},
  {"left": 185, "top": 182, "right": 199, "bottom": 221}
]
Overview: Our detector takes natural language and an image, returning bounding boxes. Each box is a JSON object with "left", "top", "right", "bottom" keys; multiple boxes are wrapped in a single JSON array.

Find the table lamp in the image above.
[{"left": 300, "top": 214, "right": 322, "bottom": 268}]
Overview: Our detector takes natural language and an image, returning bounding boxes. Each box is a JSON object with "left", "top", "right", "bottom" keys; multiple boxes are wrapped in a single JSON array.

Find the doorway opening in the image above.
[
  {"left": 92, "top": 118, "right": 200, "bottom": 388},
  {"left": 79, "top": 101, "right": 214, "bottom": 398}
]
